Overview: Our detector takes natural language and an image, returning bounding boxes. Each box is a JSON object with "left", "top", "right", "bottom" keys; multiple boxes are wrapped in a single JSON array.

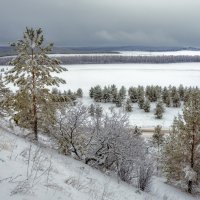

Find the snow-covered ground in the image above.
[
  {"left": 0, "top": 119, "right": 199, "bottom": 200},
  {"left": 56, "top": 63, "right": 199, "bottom": 128},
  {"left": 57, "top": 63, "right": 200, "bottom": 94},
  {"left": 1, "top": 62, "right": 200, "bottom": 128}
]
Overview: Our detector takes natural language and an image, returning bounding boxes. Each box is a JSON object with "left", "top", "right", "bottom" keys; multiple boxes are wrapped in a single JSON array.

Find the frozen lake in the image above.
[{"left": 60, "top": 63, "right": 200, "bottom": 94}]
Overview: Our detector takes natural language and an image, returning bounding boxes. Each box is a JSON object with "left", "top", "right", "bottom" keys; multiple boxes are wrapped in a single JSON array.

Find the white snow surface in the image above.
[
  {"left": 1, "top": 62, "right": 200, "bottom": 128},
  {"left": 0, "top": 119, "right": 199, "bottom": 200},
  {"left": 56, "top": 63, "right": 199, "bottom": 128}
]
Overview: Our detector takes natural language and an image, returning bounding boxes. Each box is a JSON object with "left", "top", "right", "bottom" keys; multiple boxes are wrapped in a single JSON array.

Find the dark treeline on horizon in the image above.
[{"left": 1, "top": 55, "right": 200, "bottom": 65}]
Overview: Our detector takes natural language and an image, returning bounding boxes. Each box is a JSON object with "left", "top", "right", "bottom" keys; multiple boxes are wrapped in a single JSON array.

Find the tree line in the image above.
[{"left": 2, "top": 54, "right": 200, "bottom": 66}]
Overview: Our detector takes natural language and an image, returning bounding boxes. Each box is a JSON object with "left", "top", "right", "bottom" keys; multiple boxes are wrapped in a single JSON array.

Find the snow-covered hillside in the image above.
[{"left": 0, "top": 119, "right": 199, "bottom": 200}]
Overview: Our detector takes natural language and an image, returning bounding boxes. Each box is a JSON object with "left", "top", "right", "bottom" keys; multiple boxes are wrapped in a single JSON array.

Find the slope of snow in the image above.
[
  {"left": 0, "top": 119, "right": 199, "bottom": 200},
  {"left": 0, "top": 120, "right": 155, "bottom": 200}
]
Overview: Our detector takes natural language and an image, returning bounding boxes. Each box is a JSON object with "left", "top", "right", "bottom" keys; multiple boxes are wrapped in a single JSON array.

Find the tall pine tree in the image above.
[
  {"left": 163, "top": 90, "right": 200, "bottom": 193},
  {"left": 5, "top": 28, "right": 66, "bottom": 140}
]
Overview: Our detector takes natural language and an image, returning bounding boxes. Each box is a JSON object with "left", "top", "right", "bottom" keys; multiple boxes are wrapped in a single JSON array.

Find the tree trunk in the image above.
[
  {"left": 188, "top": 132, "right": 195, "bottom": 194},
  {"left": 33, "top": 96, "right": 38, "bottom": 141},
  {"left": 31, "top": 47, "right": 38, "bottom": 141},
  {"left": 188, "top": 180, "right": 192, "bottom": 194}
]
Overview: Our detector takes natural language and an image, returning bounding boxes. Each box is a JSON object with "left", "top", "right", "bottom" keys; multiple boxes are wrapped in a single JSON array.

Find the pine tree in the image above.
[
  {"left": 111, "top": 84, "right": 118, "bottom": 103},
  {"left": 119, "top": 86, "right": 126, "bottom": 100},
  {"left": 115, "top": 94, "right": 123, "bottom": 107},
  {"left": 125, "top": 98, "right": 132, "bottom": 112},
  {"left": 162, "top": 86, "right": 169, "bottom": 103},
  {"left": 138, "top": 95, "right": 145, "bottom": 109},
  {"left": 0, "top": 75, "right": 11, "bottom": 116},
  {"left": 178, "top": 84, "right": 185, "bottom": 101},
  {"left": 89, "top": 87, "right": 94, "bottom": 98},
  {"left": 93, "top": 85, "right": 102, "bottom": 102},
  {"left": 154, "top": 99, "right": 164, "bottom": 119},
  {"left": 152, "top": 125, "right": 164, "bottom": 150},
  {"left": 5, "top": 28, "right": 66, "bottom": 140},
  {"left": 163, "top": 91, "right": 200, "bottom": 193},
  {"left": 172, "top": 91, "right": 181, "bottom": 107},
  {"left": 76, "top": 88, "right": 83, "bottom": 98},
  {"left": 102, "top": 86, "right": 111, "bottom": 103},
  {"left": 152, "top": 125, "right": 164, "bottom": 174},
  {"left": 143, "top": 98, "right": 151, "bottom": 112},
  {"left": 165, "top": 93, "right": 171, "bottom": 107},
  {"left": 128, "top": 87, "right": 138, "bottom": 103}
]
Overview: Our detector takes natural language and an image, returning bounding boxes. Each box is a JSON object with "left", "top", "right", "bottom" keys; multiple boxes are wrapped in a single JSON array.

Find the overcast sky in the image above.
[{"left": 0, "top": 0, "right": 200, "bottom": 47}]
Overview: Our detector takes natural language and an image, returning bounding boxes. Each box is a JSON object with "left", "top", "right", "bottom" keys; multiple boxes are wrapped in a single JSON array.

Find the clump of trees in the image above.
[
  {"left": 162, "top": 90, "right": 200, "bottom": 194},
  {"left": 89, "top": 84, "right": 199, "bottom": 119},
  {"left": 51, "top": 102, "right": 152, "bottom": 189},
  {"left": 90, "top": 84, "right": 126, "bottom": 107}
]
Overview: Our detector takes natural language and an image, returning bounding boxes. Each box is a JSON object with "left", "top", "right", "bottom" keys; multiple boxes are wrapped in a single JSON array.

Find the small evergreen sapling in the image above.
[{"left": 154, "top": 99, "right": 164, "bottom": 119}]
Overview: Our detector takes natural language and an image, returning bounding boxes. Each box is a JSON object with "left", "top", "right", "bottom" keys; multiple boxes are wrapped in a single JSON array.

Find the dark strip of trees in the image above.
[{"left": 1, "top": 55, "right": 200, "bottom": 65}]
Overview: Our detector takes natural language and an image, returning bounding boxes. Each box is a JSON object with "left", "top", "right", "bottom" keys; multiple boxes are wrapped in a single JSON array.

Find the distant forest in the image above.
[{"left": 1, "top": 55, "right": 200, "bottom": 65}]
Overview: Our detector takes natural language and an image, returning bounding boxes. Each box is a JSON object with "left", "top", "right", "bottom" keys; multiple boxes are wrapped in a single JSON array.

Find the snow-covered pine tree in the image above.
[
  {"left": 0, "top": 75, "right": 11, "bottom": 116},
  {"left": 143, "top": 98, "right": 151, "bottom": 112},
  {"left": 172, "top": 90, "right": 181, "bottom": 107},
  {"left": 93, "top": 85, "right": 102, "bottom": 102},
  {"left": 162, "top": 86, "right": 169, "bottom": 104},
  {"left": 115, "top": 94, "right": 123, "bottom": 107},
  {"left": 5, "top": 27, "right": 66, "bottom": 141},
  {"left": 138, "top": 95, "right": 145, "bottom": 109},
  {"left": 154, "top": 99, "right": 164, "bottom": 119},
  {"left": 152, "top": 125, "right": 164, "bottom": 174},
  {"left": 152, "top": 125, "right": 164, "bottom": 149},
  {"left": 125, "top": 98, "right": 132, "bottom": 112},
  {"left": 119, "top": 86, "right": 126, "bottom": 100},
  {"left": 178, "top": 84, "right": 185, "bottom": 101},
  {"left": 128, "top": 87, "right": 138, "bottom": 103},
  {"left": 89, "top": 87, "right": 94, "bottom": 98},
  {"left": 163, "top": 90, "right": 200, "bottom": 193},
  {"left": 102, "top": 86, "right": 111, "bottom": 103},
  {"left": 165, "top": 93, "right": 171, "bottom": 107},
  {"left": 111, "top": 84, "right": 118, "bottom": 103},
  {"left": 76, "top": 88, "right": 83, "bottom": 98}
]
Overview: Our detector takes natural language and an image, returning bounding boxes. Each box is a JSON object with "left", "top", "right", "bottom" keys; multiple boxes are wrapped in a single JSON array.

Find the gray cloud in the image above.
[{"left": 0, "top": 0, "right": 200, "bottom": 47}]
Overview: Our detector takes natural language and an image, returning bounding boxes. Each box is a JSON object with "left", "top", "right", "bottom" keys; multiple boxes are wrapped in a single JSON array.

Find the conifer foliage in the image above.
[
  {"left": 163, "top": 90, "right": 200, "bottom": 193},
  {"left": 5, "top": 27, "right": 66, "bottom": 140}
]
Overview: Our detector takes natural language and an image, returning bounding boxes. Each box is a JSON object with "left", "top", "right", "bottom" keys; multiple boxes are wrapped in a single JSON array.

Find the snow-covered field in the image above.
[
  {"left": 0, "top": 119, "right": 199, "bottom": 200},
  {"left": 1, "top": 62, "right": 200, "bottom": 128},
  {"left": 55, "top": 63, "right": 200, "bottom": 128},
  {"left": 59, "top": 63, "right": 200, "bottom": 94}
]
